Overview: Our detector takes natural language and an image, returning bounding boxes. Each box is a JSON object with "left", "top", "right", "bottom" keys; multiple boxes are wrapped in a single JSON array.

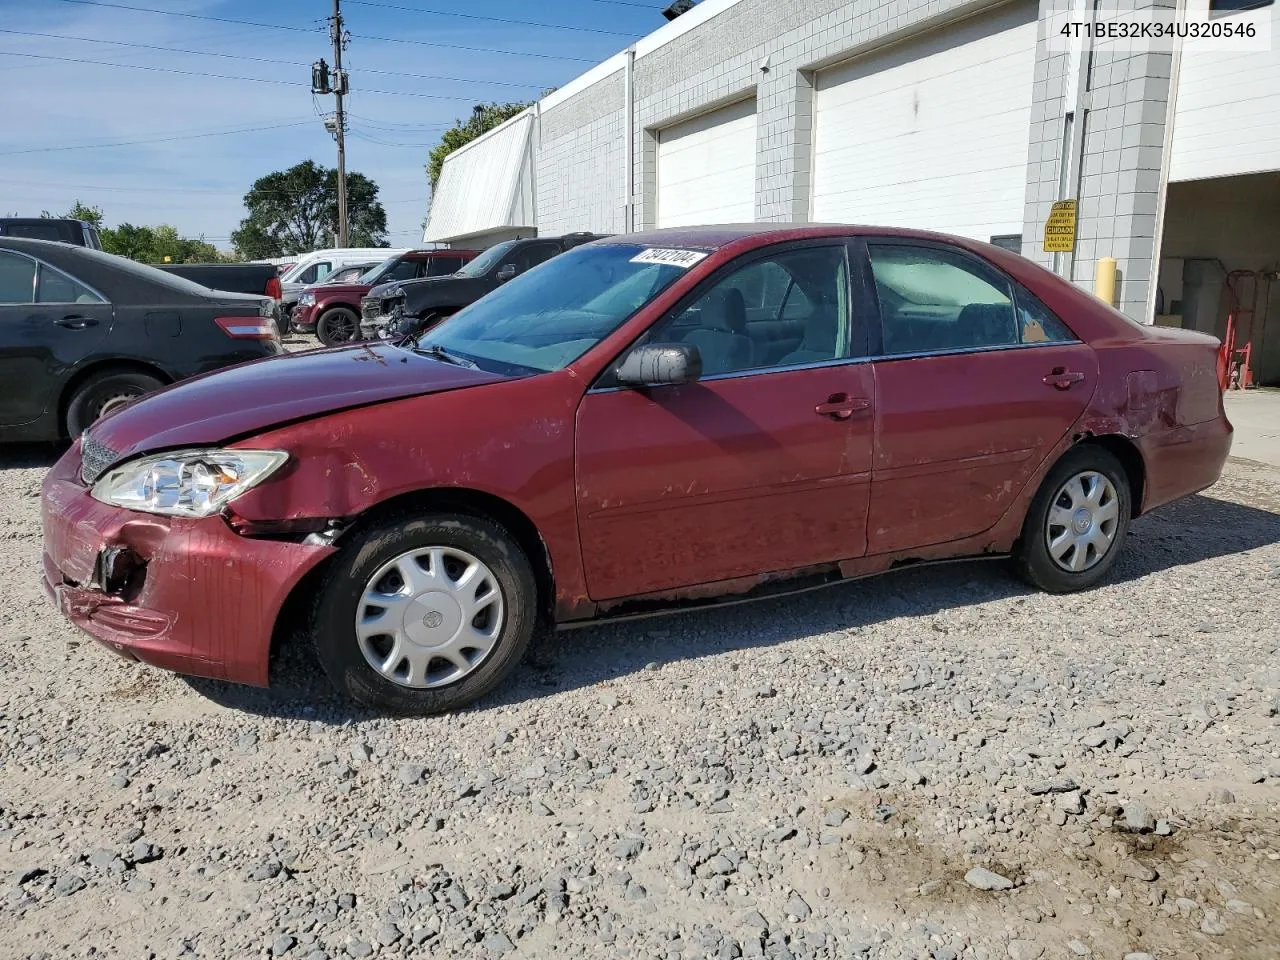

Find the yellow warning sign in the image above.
[{"left": 1043, "top": 199, "right": 1077, "bottom": 253}]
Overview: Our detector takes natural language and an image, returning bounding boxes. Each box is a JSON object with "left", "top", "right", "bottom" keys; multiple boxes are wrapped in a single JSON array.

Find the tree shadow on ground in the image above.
[{"left": 186, "top": 490, "right": 1280, "bottom": 722}]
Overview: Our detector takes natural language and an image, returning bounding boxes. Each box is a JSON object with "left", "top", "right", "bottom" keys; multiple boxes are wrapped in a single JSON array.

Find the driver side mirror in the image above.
[
  {"left": 615, "top": 343, "right": 702, "bottom": 387},
  {"left": 495, "top": 263, "right": 518, "bottom": 283}
]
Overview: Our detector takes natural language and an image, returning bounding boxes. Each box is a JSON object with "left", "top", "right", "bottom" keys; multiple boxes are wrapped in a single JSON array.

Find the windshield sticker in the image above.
[{"left": 630, "top": 248, "right": 708, "bottom": 269}]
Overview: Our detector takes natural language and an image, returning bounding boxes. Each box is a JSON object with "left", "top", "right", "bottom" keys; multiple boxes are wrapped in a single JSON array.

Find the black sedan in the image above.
[{"left": 0, "top": 237, "right": 284, "bottom": 442}]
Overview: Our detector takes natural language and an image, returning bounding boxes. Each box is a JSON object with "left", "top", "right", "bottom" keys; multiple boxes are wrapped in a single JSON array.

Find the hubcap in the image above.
[
  {"left": 96, "top": 390, "right": 139, "bottom": 421},
  {"left": 1045, "top": 470, "right": 1121, "bottom": 573},
  {"left": 355, "top": 546, "right": 503, "bottom": 689}
]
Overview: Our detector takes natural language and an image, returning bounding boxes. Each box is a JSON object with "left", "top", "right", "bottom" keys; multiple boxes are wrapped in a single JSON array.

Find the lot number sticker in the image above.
[{"left": 630, "top": 248, "right": 708, "bottom": 268}]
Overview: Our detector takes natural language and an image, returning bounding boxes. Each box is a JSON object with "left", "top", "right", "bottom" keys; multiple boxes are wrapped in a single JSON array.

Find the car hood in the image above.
[
  {"left": 367, "top": 276, "right": 454, "bottom": 300},
  {"left": 88, "top": 342, "right": 508, "bottom": 463}
]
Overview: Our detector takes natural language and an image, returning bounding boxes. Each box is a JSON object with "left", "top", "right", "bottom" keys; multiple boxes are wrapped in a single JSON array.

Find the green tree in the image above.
[
  {"left": 231, "top": 160, "right": 388, "bottom": 259},
  {"left": 427, "top": 102, "right": 533, "bottom": 190},
  {"left": 100, "top": 222, "right": 222, "bottom": 263},
  {"left": 41, "top": 200, "right": 104, "bottom": 229}
]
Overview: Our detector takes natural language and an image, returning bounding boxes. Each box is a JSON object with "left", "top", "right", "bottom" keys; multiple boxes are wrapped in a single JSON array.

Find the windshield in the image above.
[
  {"left": 358, "top": 256, "right": 402, "bottom": 285},
  {"left": 456, "top": 240, "right": 517, "bottom": 278},
  {"left": 414, "top": 243, "right": 696, "bottom": 375}
]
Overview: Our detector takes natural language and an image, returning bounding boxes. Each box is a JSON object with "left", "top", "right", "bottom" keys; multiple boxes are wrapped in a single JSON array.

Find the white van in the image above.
[{"left": 280, "top": 248, "right": 410, "bottom": 307}]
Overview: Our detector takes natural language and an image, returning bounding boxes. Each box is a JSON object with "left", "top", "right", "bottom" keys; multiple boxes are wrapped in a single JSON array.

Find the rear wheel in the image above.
[
  {"left": 65, "top": 370, "right": 164, "bottom": 438},
  {"left": 316, "top": 307, "right": 360, "bottom": 346},
  {"left": 312, "top": 513, "right": 537, "bottom": 715},
  {"left": 1013, "top": 445, "right": 1132, "bottom": 593}
]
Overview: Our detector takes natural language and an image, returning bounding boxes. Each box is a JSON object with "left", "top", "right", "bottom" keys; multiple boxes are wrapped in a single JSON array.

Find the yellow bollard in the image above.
[{"left": 1094, "top": 256, "right": 1117, "bottom": 307}]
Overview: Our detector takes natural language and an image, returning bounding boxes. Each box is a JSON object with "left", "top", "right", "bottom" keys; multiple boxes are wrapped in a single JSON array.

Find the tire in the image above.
[
  {"left": 65, "top": 370, "right": 164, "bottom": 438},
  {"left": 316, "top": 307, "right": 360, "bottom": 346},
  {"left": 1013, "top": 445, "right": 1132, "bottom": 593},
  {"left": 312, "top": 513, "right": 537, "bottom": 716}
]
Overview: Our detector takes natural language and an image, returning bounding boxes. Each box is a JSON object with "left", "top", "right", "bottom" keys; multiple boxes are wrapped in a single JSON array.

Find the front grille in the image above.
[
  {"left": 80, "top": 433, "right": 119, "bottom": 485},
  {"left": 361, "top": 300, "right": 380, "bottom": 320}
]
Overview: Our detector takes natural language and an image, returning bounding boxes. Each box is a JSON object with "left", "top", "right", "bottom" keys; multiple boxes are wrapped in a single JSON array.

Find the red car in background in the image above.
[
  {"left": 42, "top": 225, "right": 1231, "bottom": 716},
  {"left": 290, "top": 248, "right": 478, "bottom": 345}
]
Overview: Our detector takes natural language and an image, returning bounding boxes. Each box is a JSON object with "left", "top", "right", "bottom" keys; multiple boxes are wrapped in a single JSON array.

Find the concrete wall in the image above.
[{"left": 537, "top": 70, "right": 627, "bottom": 236}]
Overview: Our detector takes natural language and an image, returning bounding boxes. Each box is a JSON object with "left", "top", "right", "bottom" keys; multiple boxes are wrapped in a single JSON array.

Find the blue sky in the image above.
[{"left": 0, "top": 0, "right": 661, "bottom": 249}]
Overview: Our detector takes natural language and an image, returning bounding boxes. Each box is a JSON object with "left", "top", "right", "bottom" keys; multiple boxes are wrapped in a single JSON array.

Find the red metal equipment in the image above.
[{"left": 1221, "top": 270, "right": 1261, "bottom": 391}]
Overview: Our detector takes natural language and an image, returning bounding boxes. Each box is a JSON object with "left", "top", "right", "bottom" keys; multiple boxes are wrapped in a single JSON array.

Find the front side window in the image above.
[
  {"left": 512, "top": 243, "right": 562, "bottom": 273},
  {"left": 36, "top": 264, "right": 105, "bottom": 303},
  {"left": 427, "top": 256, "right": 463, "bottom": 277},
  {"left": 418, "top": 244, "right": 692, "bottom": 374},
  {"left": 313, "top": 262, "right": 332, "bottom": 282},
  {"left": 644, "top": 245, "right": 852, "bottom": 375},
  {"left": 0, "top": 251, "right": 36, "bottom": 303},
  {"left": 457, "top": 241, "right": 517, "bottom": 278}
]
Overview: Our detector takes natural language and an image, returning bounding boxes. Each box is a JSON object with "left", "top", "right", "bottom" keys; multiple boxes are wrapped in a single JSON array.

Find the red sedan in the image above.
[{"left": 41, "top": 225, "right": 1232, "bottom": 715}]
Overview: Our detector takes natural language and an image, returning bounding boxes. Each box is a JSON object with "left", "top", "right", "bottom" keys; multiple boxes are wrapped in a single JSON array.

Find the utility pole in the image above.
[{"left": 330, "top": 0, "right": 349, "bottom": 247}]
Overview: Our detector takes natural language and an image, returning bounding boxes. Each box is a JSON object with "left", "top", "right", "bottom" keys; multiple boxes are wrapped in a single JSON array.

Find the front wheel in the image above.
[
  {"left": 1013, "top": 445, "right": 1132, "bottom": 593},
  {"left": 312, "top": 513, "right": 537, "bottom": 715},
  {"left": 316, "top": 307, "right": 360, "bottom": 346}
]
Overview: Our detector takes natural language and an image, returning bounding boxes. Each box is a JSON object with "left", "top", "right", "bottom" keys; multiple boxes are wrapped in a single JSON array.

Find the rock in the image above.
[
  {"left": 644, "top": 661, "right": 660, "bottom": 671},
  {"left": 1122, "top": 954, "right": 1155, "bottom": 960},
  {"left": 398, "top": 763, "right": 426, "bottom": 785},
  {"left": 702, "top": 855, "right": 736, "bottom": 877},
  {"left": 531, "top": 800, "right": 553, "bottom": 817},
  {"left": 125, "top": 877, "right": 153, "bottom": 894},
  {"left": 1225, "top": 899, "right": 1253, "bottom": 915},
  {"left": 130, "top": 841, "right": 161, "bottom": 864},
  {"left": 1200, "top": 909, "right": 1228, "bottom": 936},
  {"left": 375, "top": 923, "right": 401, "bottom": 946},
  {"left": 1007, "top": 941, "right": 1044, "bottom": 960},
  {"left": 964, "top": 867, "right": 1013, "bottom": 891},
  {"left": 494, "top": 730, "right": 513, "bottom": 747},
  {"left": 1120, "top": 861, "right": 1158, "bottom": 882},
  {"left": 1066, "top": 941, "right": 1091, "bottom": 956},
  {"left": 823, "top": 809, "right": 849, "bottom": 827},
  {"left": 785, "top": 892, "right": 811, "bottom": 921},
  {"left": 86, "top": 849, "right": 125, "bottom": 874},
  {"left": 919, "top": 879, "right": 945, "bottom": 896},
  {"left": 248, "top": 861, "right": 283, "bottom": 882},
  {"left": 1154, "top": 819, "right": 1173, "bottom": 836},
  {"left": 624, "top": 881, "right": 647, "bottom": 900},
  {"left": 483, "top": 933, "right": 514, "bottom": 954},
  {"left": 1056, "top": 792, "right": 1085, "bottom": 815},
  {"left": 350, "top": 742, "right": 372, "bottom": 764},
  {"left": 272, "top": 935, "right": 296, "bottom": 957},
  {"left": 854, "top": 754, "right": 876, "bottom": 775},
  {"left": 1122, "top": 803, "right": 1155, "bottom": 833},
  {"left": 53, "top": 874, "right": 85, "bottom": 897},
  {"left": 873, "top": 804, "right": 896, "bottom": 823},
  {"left": 609, "top": 837, "right": 644, "bottom": 859},
  {"left": 1213, "top": 788, "right": 1235, "bottom": 804},
  {"left": 1026, "top": 777, "right": 1077, "bottom": 795}
]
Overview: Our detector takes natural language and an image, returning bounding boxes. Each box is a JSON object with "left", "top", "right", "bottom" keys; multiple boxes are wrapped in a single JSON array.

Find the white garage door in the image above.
[
  {"left": 657, "top": 98, "right": 757, "bottom": 228},
  {"left": 811, "top": 1, "right": 1037, "bottom": 241}
]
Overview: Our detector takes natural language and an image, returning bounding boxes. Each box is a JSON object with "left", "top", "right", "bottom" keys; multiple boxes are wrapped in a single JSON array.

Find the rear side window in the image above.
[
  {"left": 1016, "top": 290, "right": 1077, "bottom": 343},
  {"left": 4, "top": 222, "right": 66, "bottom": 243},
  {"left": 37, "top": 264, "right": 105, "bottom": 304},
  {"left": 0, "top": 251, "right": 36, "bottom": 303},
  {"left": 426, "top": 256, "right": 463, "bottom": 277}
]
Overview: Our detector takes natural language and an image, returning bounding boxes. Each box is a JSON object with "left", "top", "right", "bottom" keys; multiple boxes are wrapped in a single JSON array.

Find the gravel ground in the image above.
[{"left": 2, "top": 354, "right": 1278, "bottom": 960}]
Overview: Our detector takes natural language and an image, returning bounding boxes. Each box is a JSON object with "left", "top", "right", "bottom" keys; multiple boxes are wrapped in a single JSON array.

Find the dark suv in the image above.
[
  {"left": 1, "top": 218, "right": 104, "bottom": 250},
  {"left": 359, "top": 234, "right": 609, "bottom": 340}
]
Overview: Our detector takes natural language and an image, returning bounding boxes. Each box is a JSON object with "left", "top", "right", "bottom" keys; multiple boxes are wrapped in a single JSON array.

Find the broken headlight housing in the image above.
[{"left": 91, "top": 449, "right": 288, "bottom": 518}]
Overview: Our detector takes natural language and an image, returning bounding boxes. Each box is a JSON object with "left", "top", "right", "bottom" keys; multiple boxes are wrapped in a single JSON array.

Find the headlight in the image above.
[
  {"left": 299, "top": 292, "right": 316, "bottom": 306},
  {"left": 91, "top": 449, "right": 288, "bottom": 518}
]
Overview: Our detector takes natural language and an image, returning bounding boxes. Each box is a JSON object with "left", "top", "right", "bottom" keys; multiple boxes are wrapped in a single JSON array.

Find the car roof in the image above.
[{"left": 596, "top": 223, "right": 981, "bottom": 251}]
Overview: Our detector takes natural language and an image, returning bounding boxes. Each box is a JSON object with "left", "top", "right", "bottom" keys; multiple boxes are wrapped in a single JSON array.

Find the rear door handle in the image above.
[
  {"left": 814, "top": 393, "right": 871, "bottom": 420},
  {"left": 1043, "top": 368, "right": 1085, "bottom": 390},
  {"left": 54, "top": 315, "right": 99, "bottom": 330}
]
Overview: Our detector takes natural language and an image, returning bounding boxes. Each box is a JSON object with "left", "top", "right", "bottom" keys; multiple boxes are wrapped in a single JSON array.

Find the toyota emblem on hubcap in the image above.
[{"left": 422, "top": 610, "right": 444, "bottom": 629}]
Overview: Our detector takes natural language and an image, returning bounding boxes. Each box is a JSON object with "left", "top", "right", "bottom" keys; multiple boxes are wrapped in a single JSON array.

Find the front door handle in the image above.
[
  {"left": 1043, "top": 368, "right": 1086, "bottom": 390},
  {"left": 54, "top": 315, "right": 99, "bottom": 330},
  {"left": 814, "top": 393, "right": 871, "bottom": 420}
]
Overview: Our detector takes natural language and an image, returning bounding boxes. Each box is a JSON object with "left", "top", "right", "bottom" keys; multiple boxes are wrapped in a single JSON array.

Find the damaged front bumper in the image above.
[{"left": 40, "top": 442, "right": 334, "bottom": 687}]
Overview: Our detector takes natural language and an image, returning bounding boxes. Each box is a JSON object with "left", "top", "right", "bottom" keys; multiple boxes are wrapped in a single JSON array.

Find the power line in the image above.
[
  {"left": 0, "top": 176, "right": 432, "bottom": 206},
  {"left": 0, "top": 28, "right": 550, "bottom": 90},
  {"left": 0, "top": 50, "right": 526, "bottom": 102},
  {"left": 45, "top": 0, "right": 601, "bottom": 62},
  {"left": 346, "top": 0, "right": 634, "bottom": 36},
  {"left": 0, "top": 117, "right": 318, "bottom": 157}
]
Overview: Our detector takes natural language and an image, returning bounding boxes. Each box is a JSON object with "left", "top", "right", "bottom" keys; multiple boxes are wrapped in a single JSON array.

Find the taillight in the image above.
[
  {"left": 215, "top": 316, "right": 278, "bottom": 340},
  {"left": 266, "top": 276, "right": 282, "bottom": 300}
]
